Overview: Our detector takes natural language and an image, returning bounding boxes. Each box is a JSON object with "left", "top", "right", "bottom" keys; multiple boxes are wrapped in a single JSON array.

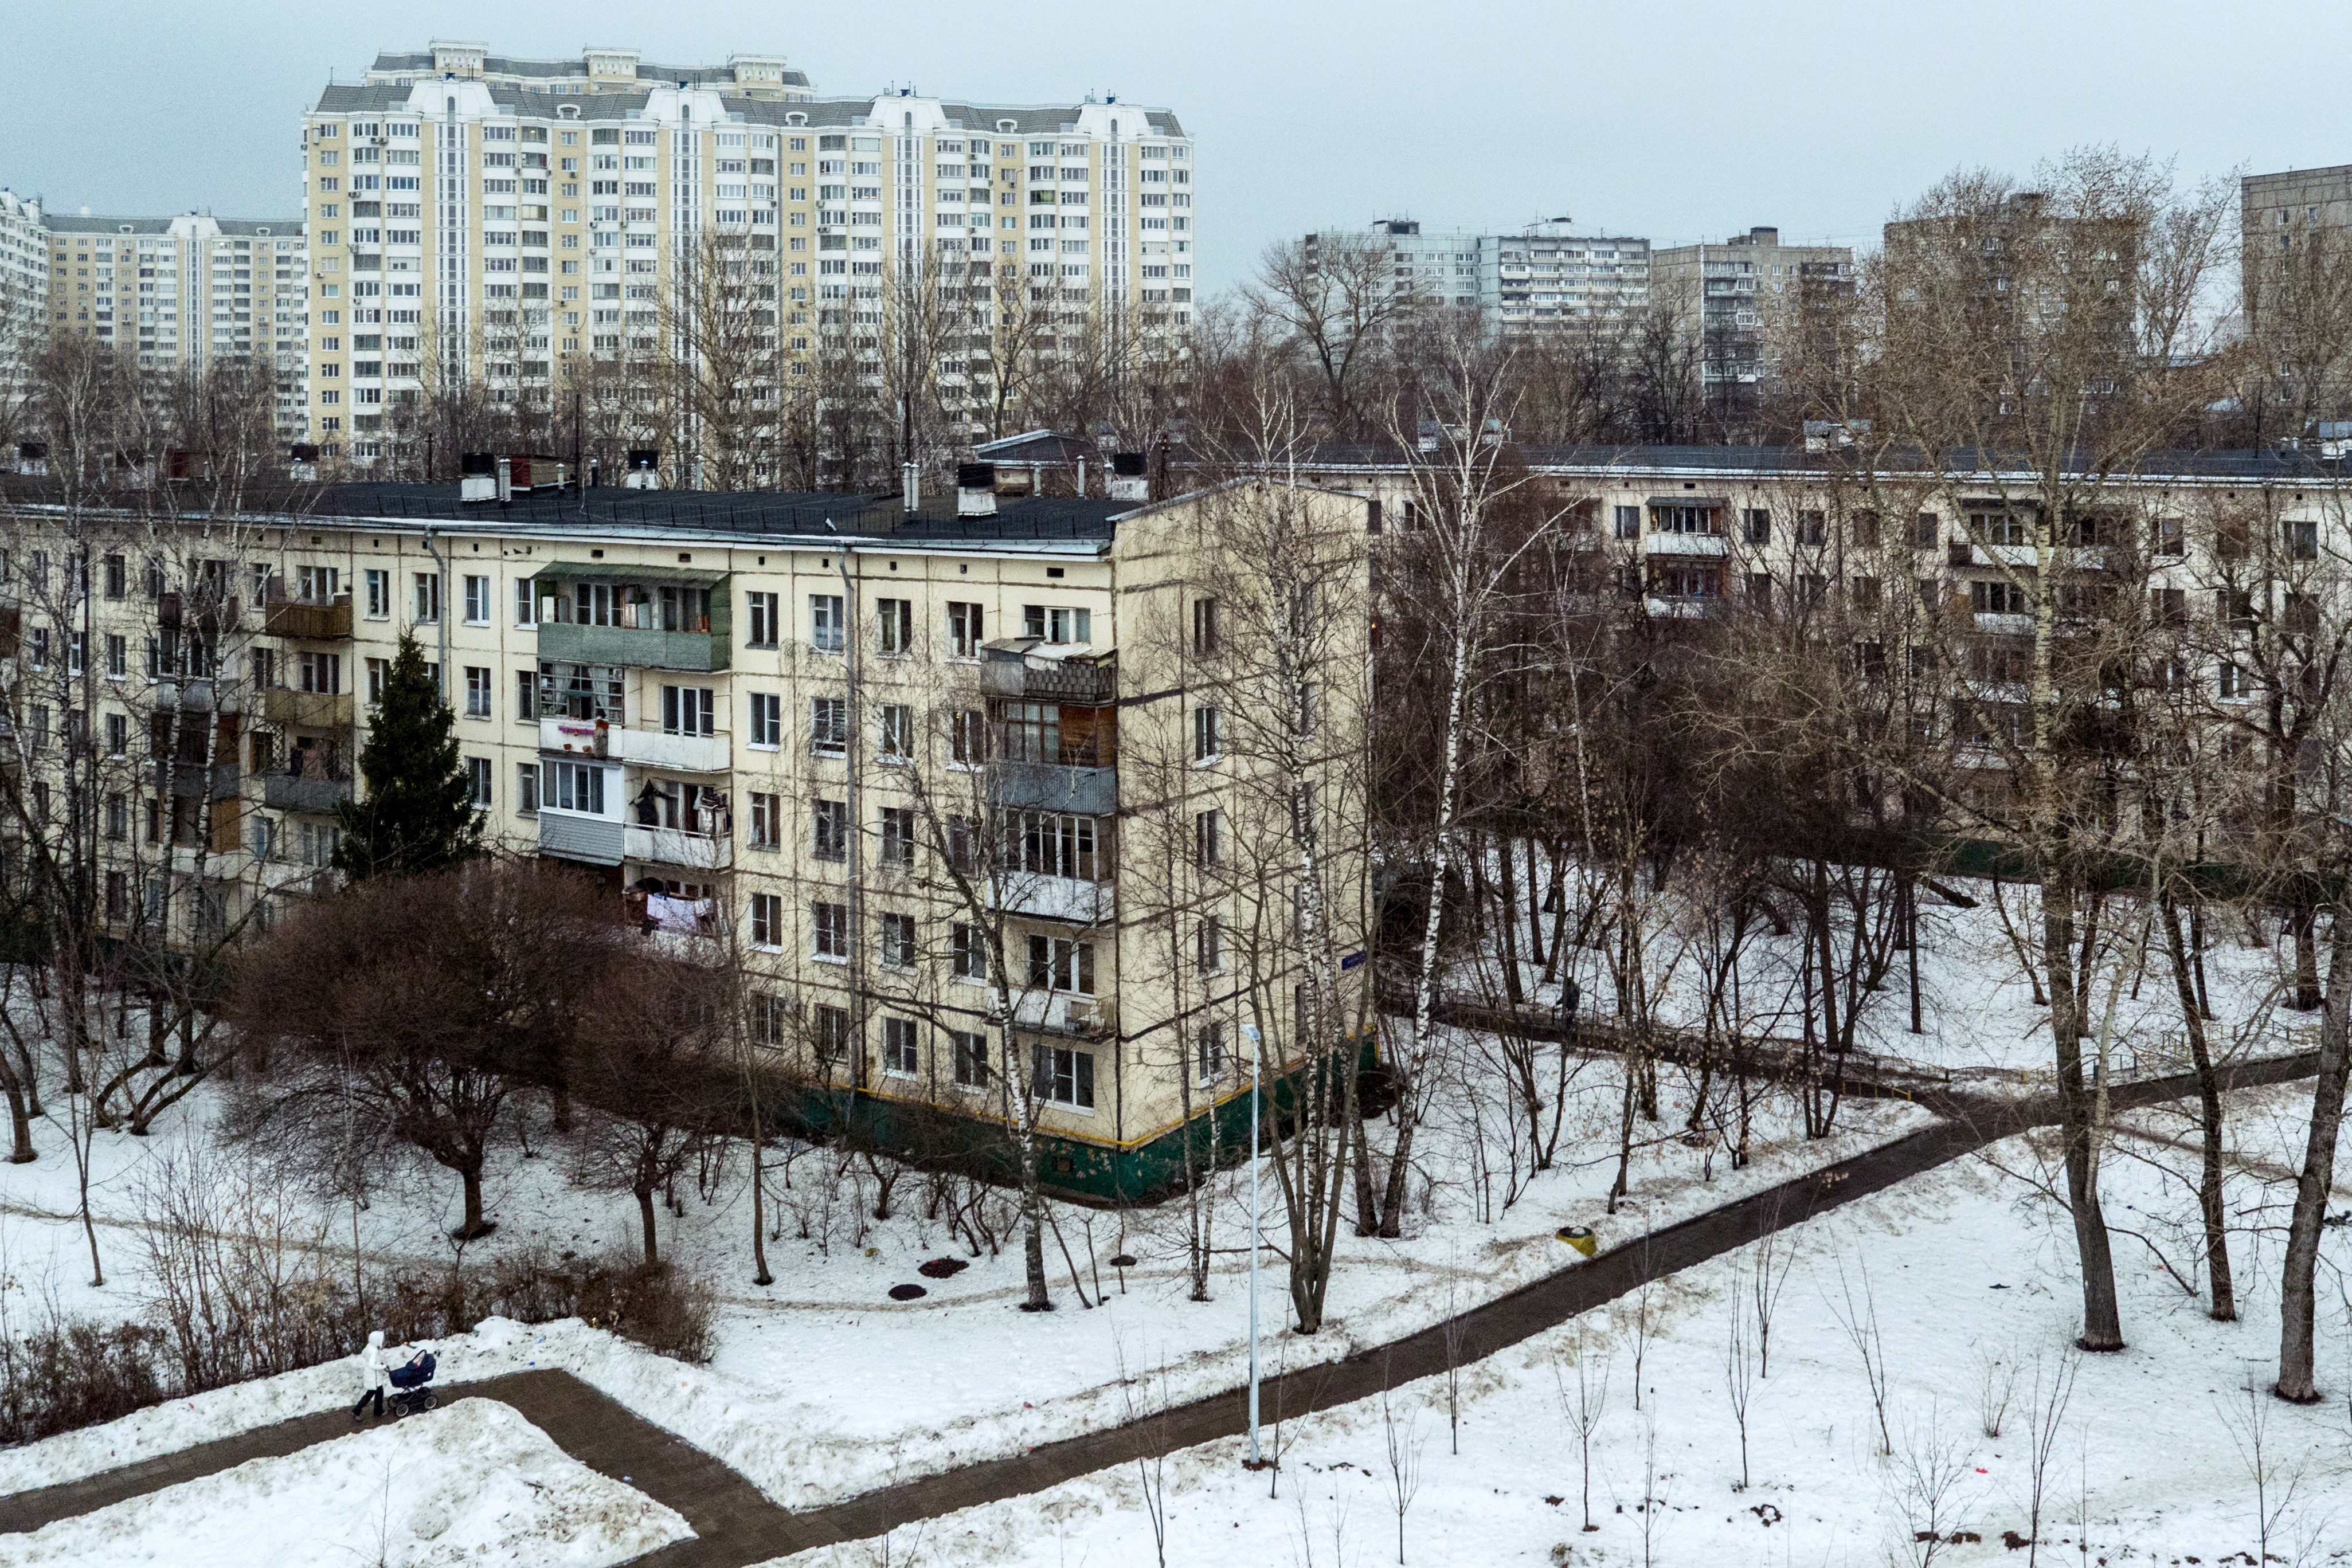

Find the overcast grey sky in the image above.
[{"left": 3, "top": 0, "right": 2342, "bottom": 291}]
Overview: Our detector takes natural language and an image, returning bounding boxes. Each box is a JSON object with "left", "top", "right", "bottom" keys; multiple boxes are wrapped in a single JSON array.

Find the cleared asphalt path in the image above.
[{"left": 0, "top": 1052, "right": 2316, "bottom": 1562}]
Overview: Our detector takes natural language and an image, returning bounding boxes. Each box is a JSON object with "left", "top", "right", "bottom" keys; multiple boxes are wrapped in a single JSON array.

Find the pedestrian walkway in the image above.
[{"left": 0, "top": 1052, "right": 2315, "bottom": 1563}]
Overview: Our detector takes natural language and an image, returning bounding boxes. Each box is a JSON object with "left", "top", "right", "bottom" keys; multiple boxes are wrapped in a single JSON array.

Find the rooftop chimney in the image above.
[
  {"left": 1108, "top": 450, "right": 1148, "bottom": 501},
  {"left": 956, "top": 462, "right": 999, "bottom": 518},
  {"left": 901, "top": 461, "right": 921, "bottom": 513}
]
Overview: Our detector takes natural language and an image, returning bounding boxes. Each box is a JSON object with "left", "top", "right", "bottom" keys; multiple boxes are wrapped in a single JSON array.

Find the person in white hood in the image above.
[{"left": 351, "top": 1330, "right": 390, "bottom": 1421}]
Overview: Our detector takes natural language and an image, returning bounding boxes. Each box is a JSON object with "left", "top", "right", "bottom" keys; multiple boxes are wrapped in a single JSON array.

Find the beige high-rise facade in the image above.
[
  {"left": 303, "top": 43, "right": 1195, "bottom": 465},
  {"left": 24, "top": 210, "right": 310, "bottom": 442}
]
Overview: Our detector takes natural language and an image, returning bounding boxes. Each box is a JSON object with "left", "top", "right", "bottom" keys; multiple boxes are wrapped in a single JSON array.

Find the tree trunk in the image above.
[
  {"left": 2045, "top": 880, "right": 2124, "bottom": 1351},
  {"left": 2276, "top": 912, "right": 2352, "bottom": 1402},
  {"left": 1023, "top": 1199, "right": 1052, "bottom": 1310},
  {"left": 2160, "top": 895, "right": 2234, "bottom": 1320},
  {"left": 456, "top": 1165, "right": 494, "bottom": 1240},
  {"left": 2291, "top": 897, "right": 2322, "bottom": 1013},
  {"left": 636, "top": 1185, "right": 660, "bottom": 1267}
]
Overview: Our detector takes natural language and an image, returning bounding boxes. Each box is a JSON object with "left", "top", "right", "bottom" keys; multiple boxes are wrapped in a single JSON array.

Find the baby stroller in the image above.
[{"left": 387, "top": 1350, "right": 438, "bottom": 1418}]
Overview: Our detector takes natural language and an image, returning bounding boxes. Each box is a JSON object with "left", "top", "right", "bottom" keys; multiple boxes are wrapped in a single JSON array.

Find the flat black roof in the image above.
[{"left": 0, "top": 476, "right": 1130, "bottom": 547}]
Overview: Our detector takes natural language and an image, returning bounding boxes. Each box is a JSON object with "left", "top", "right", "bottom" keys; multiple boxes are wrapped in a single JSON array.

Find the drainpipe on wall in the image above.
[{"left": 421, "top": 526, "right": 449, "bottom": 698}]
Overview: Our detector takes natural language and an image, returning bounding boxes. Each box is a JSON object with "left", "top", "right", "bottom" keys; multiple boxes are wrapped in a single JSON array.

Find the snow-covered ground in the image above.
[
  {"left": 1484, "top": 875, "right": 2314, "bottom": 1085},
  {"left": 0, "top": 1399, "right": 689, "bottom": 1568},
  {"left": 764, "top": 1083, "right": 2352, "bottom": 1568},
  {"left": 1, "top": 1049, "right": 1932, "bottom": 1510}
]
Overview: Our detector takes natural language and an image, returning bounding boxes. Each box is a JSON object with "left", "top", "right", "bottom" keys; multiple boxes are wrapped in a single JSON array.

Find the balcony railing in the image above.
[
  {"left": 625, "top": 823, "right": 733, "bottom": 871},
  {"left": 538, "top": 716, "right": 730, "bottom": 773},
  {"left": 264, "top": 688, "right": 356, "bottom": 730},
  {"left": 156, "top": 592, "right": 241, "bottom": 634},
  {"left": 988, "top": 762, "right": 1117, "bottom": 817},
  {"left": 981, "top": 643, "right": 1117, "bottom": 705},
  {"left": 264, "top": 593, "right": 354, "bottom": 640},
  {"left": 990, "top": 873, "right": 1116, "bottom": 926},
  {"left": 536, "top": 621, "right": 729, "bottom": 673},
  {"left": 264, "top": 773, "right": 353, "bottom": 814},
  {"left": 539, "top": 810, "right": 624, "bottom": 867}
]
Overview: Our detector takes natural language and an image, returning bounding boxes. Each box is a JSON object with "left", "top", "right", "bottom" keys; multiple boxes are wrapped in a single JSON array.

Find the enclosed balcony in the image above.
[
  {"left": 263, "top": 591, "right": 354, "bottom": 640},
  {"left": 534, "top": 563, "right": 731, "bottom": 672},
  {"left": 986, "top": 695, "right": 1116, "bottom": 816}
]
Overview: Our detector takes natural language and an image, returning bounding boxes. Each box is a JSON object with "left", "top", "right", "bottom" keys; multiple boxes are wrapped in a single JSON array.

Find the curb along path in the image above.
[{"left": 0, "top": 1052, "right": 2316, "bottom": 1562}]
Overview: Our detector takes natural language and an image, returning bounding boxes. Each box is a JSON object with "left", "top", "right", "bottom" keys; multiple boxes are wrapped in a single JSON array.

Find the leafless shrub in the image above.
[
  {"left": 1552, "top": 1323, "right": 1610, "bottom": 1534},
  {"left": 2021, "top": 1348, "right": 2080, "bottom": 1568},
  {"left": 1723, "top": 1284, "right": 1758, "bottom": 1491},
  {"left": 1825, "top": 1255, "right": 1892, "bottom": 1455},
  {"left": 1883, "top": 1399, "right": 1977, "bottom": 1568},
  {"left": 2220, "top": 1374, "right": 2306, "bottom": 1568},
  {"left": 1380, "top": 1387, "right": 1425, "bottom": 1565},
  {"left": 1971, "top": 1340, "right": 2020, "bottom": 1438}
]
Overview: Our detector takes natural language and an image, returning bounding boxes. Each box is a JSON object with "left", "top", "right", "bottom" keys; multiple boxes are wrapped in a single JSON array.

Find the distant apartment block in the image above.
[
  {"left": 304, "top": 41, "right": 1195, "bottom": 464},
  {"left": 1307, "top": 217, "right": 1651, "bottom": 332},
  {"left": 0, "top": 190, "right": 44, "bottom": 412},
  {"left": 1650, "top": 226, "right": 1854, "bottom": 388}
]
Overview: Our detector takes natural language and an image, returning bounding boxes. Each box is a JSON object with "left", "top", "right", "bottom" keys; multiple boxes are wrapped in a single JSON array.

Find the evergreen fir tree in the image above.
[{"left": 334, "top": 630, "right": 483, "bottom": 880}]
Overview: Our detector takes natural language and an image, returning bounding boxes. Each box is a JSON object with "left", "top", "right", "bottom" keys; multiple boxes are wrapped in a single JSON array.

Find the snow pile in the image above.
[{"left": 0, "top": 1398, "right": 690, "bottom": 1567}]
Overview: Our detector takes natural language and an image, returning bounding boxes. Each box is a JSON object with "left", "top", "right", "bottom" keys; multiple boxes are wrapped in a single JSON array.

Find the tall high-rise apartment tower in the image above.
[{"left": 303, "top": 42, "right": 1195, "bottom": 463}]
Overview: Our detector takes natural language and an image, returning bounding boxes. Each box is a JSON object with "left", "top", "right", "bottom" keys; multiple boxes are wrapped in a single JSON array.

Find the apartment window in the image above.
[
  {"left": 880, "top": 805, "right": 916, "bottom": 867},
  {"left": 105, "top": 793, "right": 127, "bottom": 842},
  {"left": 463, "top": 574, "right": 491, "bottom": 624},
  {"left": 365, "top": 569, "right": 389, "bottom": 618},
  {"left": 106, "top": 871, "right": 129, "bottom": 923},
  {"left": 2220, "top": 661, "right": 2247, "bottom": 700},
  {"left": 464, "top": 665, "right": 492, "bottom": 718},
  {"left": 750, "top": 891, "right": 784, "bottom": 948},
  {"left": 749, "top": 792, "right": 782, "bottom": 848},
  {"left": 366, "top": 657, "right": 389, "bottom": 706},
  {"left": 514, "top": 576, "right": 537, "bottom": 625},
  {"left": 745, "top": 589, "right": 780, "bottom": 647},
  {"left": 1020, "top": 810, "right": 1103, "bottom": 881},
  {"left": 952, "top": 922, "right": 986, "bottom": 980},
  {"left": 1031, "top": 1044, "right": 1095, "bottom": 1108},
  {"left": 546, "top": 760, "right": 606, "bottom": 813},
  {"left": 1027, "top": 934, "right": 1096, "bottom": 994},
  {"left": 813, "top": 899, "right": 850, "bottom": 958},
  {"left": 880, "top": 912, "right": 917, "bottom": 967},
  {"left": 1197, "top": 914, "right": 1223, "bottom": 974},
  {"left": 662, "top": 685, "right": 716, "bottom": 736},
  {"left": 1913, "top": 513, "right": 1942, "bottom": 550},
  {"left": 948, "top": 601, "right": 983, "bottom": 658},
  {"left": 742, "top": 691, "right": 780, "bottom": 748},
  {"left": 813, "top": 799, "right": 848, "bottom": 861},
  {"left": 1196, "top": 1021, "right": 1226, "bottom": 1084},
  {"left": 1192, "top": 597, "right": 1220, "bottom": 656},
  {"left": 876, "top": 597, "right": 912, "bottom": 654},
  {"left": 1971, "top": 579, "right": 2028, "bottom": 616},
  {"left": 1614, "top": 505, "right": 1641, "bottom": 540},
  {"left": 104, "top": 712, "right": 128, "bottom": 758},
  {"left": 104, "top": 634, "right": 125, "bottom": 679},
  {"left": 950, "top": 1029, "right": 989, "bottom": 1087},
  {"left": 103, "top": 554, "right": 126, "bottom": 599},
  {"left": 950, "top": 708, "right": 987, "bottom": 765},
  {"left": 1195, "top": 807, "right": 1224, "bottom": 870},
  {"left": 878, "top": 703, "right": 912, "bottom": 759},
  {"left": 883, "top": 1017, "right": 919, "bottom": 1076},
  {"left": 2286, "top": 519, "right": 2319, "bottom": 560},
  {"left": 1023, "top": 604, "right": 1092, "bottom": 644},
  {"left": 946, "top": 813, "right": 981, "bottom": 875},
  {"left": 1742, "top": 509, "right": 1771, "bottom": 546},
  {"left": 299, "top": 650, "right": 342, "bottom": 693},
  {"left": 2155, "top": 516, "right": 2185, "bottom": 556},
  {"left": 514, "top": 669, "right": 536, "bottom": 719},
  {"left": 812, "top": 1004, "right": 854, "bottom": 1064},
  {"left": 811, "top": 695, "right": 847, "bottom": 755},
  {"left": 412, "top": 571, "right": 441, "bottom": 622},
  {"left": 809, "top": 592, "right": 844, "bottom": 651},
  {"left": 1193, "top": 704, "right": 1221, "bottom": 761},
  {"left": 516, "top": 763, "right": 539, "bottom": 814},
  {"left": 466, "top": 756, "right": 492, "bottom": 809},
  {"left": 28, "top": 629, "right": 46, "bottom": 670},
  {"left": 753, "top": 992, "right": 791, "bottom": 1050}
]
